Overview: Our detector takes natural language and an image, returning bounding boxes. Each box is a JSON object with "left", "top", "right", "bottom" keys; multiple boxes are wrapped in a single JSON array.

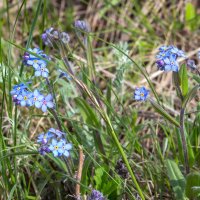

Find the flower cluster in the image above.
[
  {"left": 23, "top": 48, "right": 50, "bottom": 78},
  {"left": 10, "top": 86, "right": 54, "bottom": 112},
  {"left": 88, "top": 190, "right": 105, "bottom": 200},
  {"left": 156, "top": 45, "right": 186, "bottom": 72},
  {"left": 37, "top": 128, "right": 72, "bottom": 157},
  {"left": 42, "top": 27, "right": 70, "bottom": 46}
]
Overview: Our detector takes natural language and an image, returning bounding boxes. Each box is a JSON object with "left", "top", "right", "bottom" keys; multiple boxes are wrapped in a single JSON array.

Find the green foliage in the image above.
[
  {"left": 185, "top": 172, "right": 200, "bottom": 199},
  {"left": 165, "top": 159, "right": 186, "bottom": 200}
]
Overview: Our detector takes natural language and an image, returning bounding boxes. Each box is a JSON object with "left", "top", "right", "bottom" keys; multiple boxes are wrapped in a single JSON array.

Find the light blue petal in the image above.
[
  {"left": 47, "top": 101, "right": 54, "bottom": 108},
  {"left": 38, "top": 95, "right": 44, "bottom": 101},
  {"left": 35, "top": 71, "right": 41, "bottom": 77},
  {"left": 20, "top": 101, "right": 26, "bottom": 106},
  {"left": 42, "top": 104, "right": 47, "bottom": 112},
  {"left": 42, "top": 72, "right": 48, "bottom": 77},
  {"left": 65, "top": 144, "right": 72, "bottom": 150},
  {"left": 45, "top": 94, "right": 52, "bottom": 101},
  {"left": 53, "top": 150, "right": 58, "bottom": 157},
  {"left": 63, "top": 151, "right": 69, "bottom": 157},
  {"left": 35, "top": 101, "right": 42, "bottom": 108}
]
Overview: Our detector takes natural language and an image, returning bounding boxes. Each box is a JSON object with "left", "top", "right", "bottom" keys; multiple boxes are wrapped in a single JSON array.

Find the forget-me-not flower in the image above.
[
  {"left": 48, "top": 128, "right": 65, "bottom": 137},
  {"left": 37, "top": 132, "right": 54, "bottom": 144},
  {"left": 163, "top": 55, "right": 179, "bottom": 72},
  {"left": 23, "top": 48, "right": 47, "bottom": 67},
  {"left": 49, "top": 139, "right": 63, "bottom": 157},
  {"left": 60, "top": 139, "right": 72, "bottom": 157},
  {"left": 34, "top": 63, "right": 49, "bottom": 78},
  {"left": 32, "top": 89, "right": 44, "bottom": 106},
  {"left": 10, "top": 83, "right": 28, "bottom": 96},
  {"left": 17, "top": 90, "right": 33, "bottom": 106},
  {"left": 35, "top": 94, "right": 54, "bottom": 112},
  {"left": 134, "top": 87, "right": 149, "bottom": 101}
]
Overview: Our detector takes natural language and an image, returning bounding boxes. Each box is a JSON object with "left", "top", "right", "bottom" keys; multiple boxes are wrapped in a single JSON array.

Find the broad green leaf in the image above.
[
  {"left": 165, "top": 159, "right": 186, "bottom": 200},
  {"left": 179, "top": 64, "right": 188, "bottom": 97},
  {"left": 185, "top": 3, "right": 196, "bottom": 21},
  {"left": 149, "top": 99, "right": 179, "bottom": 127},
  {"left": 185, "top": 2, "right": 197, "bottom": 30},
  {"left": 185, "top": 172, "right": 200, "bottom": 199}
]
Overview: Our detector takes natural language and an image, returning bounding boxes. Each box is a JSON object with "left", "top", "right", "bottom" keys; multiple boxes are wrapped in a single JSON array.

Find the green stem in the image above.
[
  {"left": 104, "top": 114, "right": 145, "bottom": 200},
  {"left": 180, "top": 108, "right": 190, "bottom": 174}
]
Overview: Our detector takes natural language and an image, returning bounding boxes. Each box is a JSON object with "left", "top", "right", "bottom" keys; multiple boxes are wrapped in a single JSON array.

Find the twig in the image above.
[{"left": 75, "top": 146, "right": 85, "bottom": 199}]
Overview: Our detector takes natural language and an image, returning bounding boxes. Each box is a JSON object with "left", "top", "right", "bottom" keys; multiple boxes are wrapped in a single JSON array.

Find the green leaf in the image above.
[
  {"left": 179, "top": 64, "right": 188, "bottom": 97},
  {"left": 165, "top": 159, "right": 186, "bottom": 200},
  {"left": 149, "top": 99, "right": 179, "bottom": 127},
  {"left": 185, "top": 3, "right": 196, "bottom": 21},
  {"left": 81, "top": 156, "right": 92, "bottom": 194},
  {"left": 185, "top": 172, "right": 200, "bottom": 199},
  {"left": 173, "top": 72, "right": 182, "bottom": 99},
  {"left": 75, "top": 97, "right": 100, "bottom": 128},
  {"left": 185, "top": 2, "right": 197, "bottom": 30},
  {"left": 94, "top": 167, "right": 104, "bottom": 189},
  {"left": 182, "top": 84, "right": 200, "bottom": 108},
  {"left": 193, "top": 74, "right": 200, "bottom": 83}
]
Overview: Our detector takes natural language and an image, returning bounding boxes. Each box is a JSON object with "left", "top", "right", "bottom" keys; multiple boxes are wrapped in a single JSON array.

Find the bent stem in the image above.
[
  {"left": 103, "top": 113, "right": 145, "bottom": 200},
  {"left": 180, "top": 108, "right": 190, "bottom": 174}
]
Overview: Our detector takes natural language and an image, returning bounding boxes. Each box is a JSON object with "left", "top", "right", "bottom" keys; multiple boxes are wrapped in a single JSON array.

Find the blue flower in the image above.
[
  {"left": 59, "top": 139, "right": 72, "bottom": 157},
  {"left": 49, "top": 139, "right": 63, "bottom": 157},
  {"left": 170, "top": 46, "right": 186, "bottom": 58},
  {"left": 23, "top": 48, "right": 47, "bottom": 67},
  {"left": 60, "top": 32, "right": 70, "bottom": 44},
  {"left": 38, "top": 145, "right": 50, "bottom": 155},
  {"left": 74, "top": 20, "right": 90, "bottom": 32},
  {"left": 34, "top": 63, "right": 49, "bottom": 78},
  {"left": 134, "top": 87, "right": 149, "bottom": 101},
  {"left": 163, "top": 55, "right": 179, "bottom": 72},
  {"left": 42, "top": 27, "right": 54, "bottom": 46},
  {"left": 156, "top": 50, "right": 171, "bottom": 60},
  {"left": 187, "top": 59, "right": 196, "bottom": 70},
  {"left": 17, "top": 90, "right": 33, "bottom": 106},
  {"left": 10, "top": 83, "right": 28, "bottom": 96},
  {"left": 88, "top": 190, "right": 105, "bottom": 200},
  {"left": 58, "top": 69, "right": 71, "bottom": 80},
  {"left": 32, "top": 89, "right": 44, "bottom": 107},
  {"left": 37, "top": 132, "right": 54, "bottom": 144},
  {"left": 48, "top": 128, "right": 65, "bottom": 137},
  {"left": 35, "top": 94, "right": 54, "bottom": 112}
]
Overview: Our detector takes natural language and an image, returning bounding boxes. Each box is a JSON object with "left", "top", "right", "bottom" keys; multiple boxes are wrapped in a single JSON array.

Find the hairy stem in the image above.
[
  {"left": 180, "top": 108, "right": 190, "bottom": 174},
  {"left": 75, "top": 146, "right": 84, "bottom": 199}
]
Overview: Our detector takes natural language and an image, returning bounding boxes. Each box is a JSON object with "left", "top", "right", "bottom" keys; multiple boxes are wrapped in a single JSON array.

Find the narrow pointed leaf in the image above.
[{"left": 149, "top": 98, "right": 179, "bottom": 127}]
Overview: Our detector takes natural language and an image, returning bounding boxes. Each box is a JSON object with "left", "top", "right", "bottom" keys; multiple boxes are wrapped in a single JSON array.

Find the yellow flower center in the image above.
[
  {"left": 34, "top": 97, "right": 37, "bottom": 101},
  {"left": 34, "top": 60, "right": 38, "bottom": 63},
  {"left": 17, "top": 87, "right": 20, "bottom": 90},
  {"left": 54, "top": 146, "right": 58, "bottom": 150},
  {"left": 24, "top": 96, "right": 28, "bottom": 100},
  {"left": 140, "top": 93, "right": 144, "bottom": 97}
]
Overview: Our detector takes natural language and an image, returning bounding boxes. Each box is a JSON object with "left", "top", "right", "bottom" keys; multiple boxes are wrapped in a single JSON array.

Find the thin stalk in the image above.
[
  {"left": 180, "top": 108, "right": 190, "bottom": 174},
  {"left": 103, "top": 114, "right": 145, "bottom": 200}
]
